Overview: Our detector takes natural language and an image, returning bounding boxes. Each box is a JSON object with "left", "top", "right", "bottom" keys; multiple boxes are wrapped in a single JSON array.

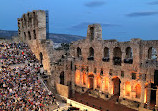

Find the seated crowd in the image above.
[{"left": 0, "top": 42, "right": 55, "bottom": 110}]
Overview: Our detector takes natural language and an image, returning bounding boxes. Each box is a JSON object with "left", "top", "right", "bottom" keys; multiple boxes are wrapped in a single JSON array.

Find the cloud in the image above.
[
  {"left": 148, "top": 1, "right": 158, "bottom": 5},
  {"left": 85, "top": 1, "right": 106, "bottom": 7},
  {"left": 70, "top": 22, "right": 120, "bottom": 30},
  {"left": 126, "top": 11, "right": 158, "bottom": 17}
]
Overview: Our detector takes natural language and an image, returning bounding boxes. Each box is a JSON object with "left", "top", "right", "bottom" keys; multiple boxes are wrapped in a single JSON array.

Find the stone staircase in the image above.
[{"left": 40, "top": 71, "right": 67, "bottom": 102}]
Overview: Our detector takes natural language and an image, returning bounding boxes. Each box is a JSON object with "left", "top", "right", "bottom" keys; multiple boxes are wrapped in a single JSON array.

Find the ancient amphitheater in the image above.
[{"left": 17, "top": 10, "right": 158, "bottom": 111}]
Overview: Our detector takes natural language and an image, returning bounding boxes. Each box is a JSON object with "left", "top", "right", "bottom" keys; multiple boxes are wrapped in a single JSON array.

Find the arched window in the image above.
[
  {"left": 135, "top": 84, "right": 141, "bottom": 98},
  {"left": 60, "top": 71, "right": 64, "bottom": 85},
  {"left": 126, "top": 47, "right": 133, "bottom": 58},
  {"left": 114, "top": 47, "right": 122, "bottom": 58},
  {"left": 28, "top": 31, "right": 31, "bottom": 40},
  {"left": 100, "top": 68, "right": 103, "bottom": 76},
  {"left": 24, "top": 32, "right": 26, "bottom": 40},
  {"left": 27, "top": 13, "right": 30, "bottom": 27},
  {"left": 23, "top": 15, "right": 27, "bottom": 27},
  {"left": 104, "top": 47, "right": 109, "bottom": 57},
  {"left": 33, "top": 12, "right": 36, "bottom": 26},
  {"left": 77, "top": 47, "right": 82, "bottom": 58},
  {"left": 88, "top": 47, "right": 94, "bottom": 60},
  {"left": 33, "top": 30, "right": 36, "bottom": 39},
  {"left": 89, "top": 47, "right": 94, "bottom": 57},
  {"left": 124, "top": 47, "right": 133, "bottom": 64},
  {"left": 29, "top": 14, "right": 32, "bottom": 27},
  {"left": 90, "top": 27, "right": 94, "bottom": 41},
  {"left": 113, "top": 47, "right": 122, "bottom": 65},
  {"left": 39, "top": 52, "right": 43, "bottom": 65},
  {"left": 148, "top": 47, "right": 157, "bottom": 60},
  {"left": 102, "top": 47, "right": 110, "bottom": 62},
  {"left": 125, "top": 81, "right": 131, "bottom": 96}
]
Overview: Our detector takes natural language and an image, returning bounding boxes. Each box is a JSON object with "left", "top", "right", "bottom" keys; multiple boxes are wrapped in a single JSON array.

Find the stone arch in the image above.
[
  {"left": 112, "top": 77, "right": 121, "bottom": 95},
  {"left": 135, "top": 84, "right": 141, "bottom": 98},
  {"left": 148, "top": 47, "right": 157, "bottom": 60},
  {"left": 77, "top": 47, "right": 82, "bottom": 58},
  {"left": 125, "top": 81, "right": 131, "bottom": 96},
  {"left": 88, "top": 74, "right": 94, "bottom": 89},
  {"left": 113, "top": 47, "right": 122, "bottom": 65},
  {"left": 89, "top": 47, "right": 94, "bottom": 57},
  {"left": 60, "top": 71, "right": 64, "bottom": 85},
  {"left": 39, "top": 52, "right": 43, "bottom": 65},
  {"left": 104, "top": 47, "right": 109, "bottom": 58}
]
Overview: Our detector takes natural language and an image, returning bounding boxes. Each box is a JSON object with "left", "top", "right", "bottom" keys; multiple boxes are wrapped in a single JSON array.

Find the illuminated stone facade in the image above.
[{"left": 18, "top": 10, "right": 158, "bottom": 110}]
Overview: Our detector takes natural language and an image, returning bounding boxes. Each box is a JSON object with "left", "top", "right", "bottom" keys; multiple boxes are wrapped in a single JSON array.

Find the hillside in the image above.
[{"left": 0, "top": 30, "right": 85, "bottom": 43}]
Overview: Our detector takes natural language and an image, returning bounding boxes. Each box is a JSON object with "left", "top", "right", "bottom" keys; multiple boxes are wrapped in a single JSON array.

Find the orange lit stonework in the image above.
[
  {"left": 105, "top": 77, "right": 109, "bottom": 90},
  {"left": 144, "top": 88, "right": 147, "bottom": 103},
  {"left": 135, "top": 84, "right": 141, "bottom": 98},
  {"left": 75, "top": 70, "right": 80, "bottom": 85},
  {"left": 88, "top": 73, "right": 94, "bottom": 89},
  {"left": 144, "top": 83, "right": 148, "bottom": 103},
  {"left": 125, "top": 81, "right": 131, "bottom": 96},
  {"left": 97, "top": 75, "right": 101, "bottom": 88},
  {"left": 82, "top": 72, "right": 86, "bottom": 85}
]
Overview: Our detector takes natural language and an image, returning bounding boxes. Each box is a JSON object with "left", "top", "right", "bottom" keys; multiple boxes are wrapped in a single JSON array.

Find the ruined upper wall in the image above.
[
  {"left": 86, "top": 24, "right": 102, "bottom": 41},
  {"left": 18, "top": 10, "right": 48, "bottom": 41},
  {"left": 70, "top": 24, "right": 158, "bottom": 71},
  {"left": 17, "top": 10, "right": 54, "bottom": 75}
]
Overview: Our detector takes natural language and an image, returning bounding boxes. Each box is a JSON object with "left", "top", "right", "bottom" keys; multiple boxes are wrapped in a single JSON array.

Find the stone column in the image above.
[
  {"left": 101, "top": 77, "right": 104, "bottom": 92},
  {"left": 109, "top": 78, "right": 113, "bottom": 95},
  {"left": 109, "top": 49, "right": 113, "bottom": 65},
  {"left": 94, "top": 75, "right": 96, "bottom": 89},
  {"left": 122, "top": 49, "right": 126, "bottom": 63},
  {"left": 140, "top": 82, "right": 145, "bottom": 108},
  {"left": 146, "top": 83, "right": 151, "bottom": 109},
  {"left": 80, "top": 71, "right": 83, "bottom": 86},
  {"left": 86, "top": 72, "right": 88, "bottom": 88},
  {"left": 119, "top": 81, "right": 124, "bottom": 98},
  {"left": 79, "top": 67, "right": 82, "bottom": 86},
  {"left": 71, "top": 65, "right": 75, "bottom": 97}
]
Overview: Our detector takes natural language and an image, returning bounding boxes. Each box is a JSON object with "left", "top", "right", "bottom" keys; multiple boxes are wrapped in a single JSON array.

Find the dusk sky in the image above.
[{"left": 0, "top": 0, "right": 158, "bottom": 41}]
